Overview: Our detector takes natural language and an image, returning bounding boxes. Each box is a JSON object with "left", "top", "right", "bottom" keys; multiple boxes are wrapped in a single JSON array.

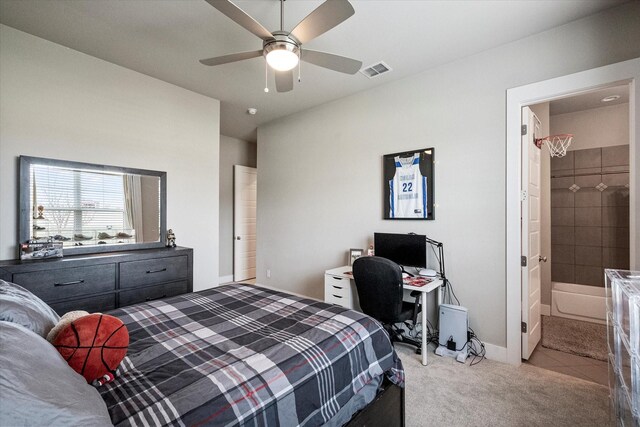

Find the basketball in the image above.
[{"left": 53, "top": 313, "right": 129, "bottom": 383}]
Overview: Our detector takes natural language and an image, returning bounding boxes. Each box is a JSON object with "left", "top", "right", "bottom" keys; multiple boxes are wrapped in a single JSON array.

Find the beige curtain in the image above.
[{"left": 123, "top": 174, "right": 144, "bottom": 242}]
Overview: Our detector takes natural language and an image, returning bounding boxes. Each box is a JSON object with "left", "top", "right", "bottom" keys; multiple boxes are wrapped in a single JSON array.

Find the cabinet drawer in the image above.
[
  {"left": 325, "top": 274, "right": 352, "bottom": 297},
  {"left": 326, "top": 292, "right": 353, "bottom": 309},
  {"left": 325, "top": 274, "right": 350, "bottom": 289},
  {"left": 13, "top": 264, "right": 116, "bottom": 302},
  {"left": 119, "top": 280, "right": 189, "bottom": 307},
  {"left": 49, "top": 294, "right": 116, "bottom": 316},
  {"left": 119, "top": 256, "right": 188, "bottom": 289}
]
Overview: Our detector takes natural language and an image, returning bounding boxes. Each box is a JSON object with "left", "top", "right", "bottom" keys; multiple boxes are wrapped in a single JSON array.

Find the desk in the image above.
[{"left": 324, "top": 266, "right": 443, "bottom": 365}]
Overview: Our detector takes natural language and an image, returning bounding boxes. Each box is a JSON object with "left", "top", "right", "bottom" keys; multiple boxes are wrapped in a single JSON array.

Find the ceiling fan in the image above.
[{"left": 200, "top": 0, "right": 362, "bottom": 93}]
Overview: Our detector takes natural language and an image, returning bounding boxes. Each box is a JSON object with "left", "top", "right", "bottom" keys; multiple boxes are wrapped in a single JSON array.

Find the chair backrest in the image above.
[{"left": 352, "top": 256, "right": 404, "bottom": 324}]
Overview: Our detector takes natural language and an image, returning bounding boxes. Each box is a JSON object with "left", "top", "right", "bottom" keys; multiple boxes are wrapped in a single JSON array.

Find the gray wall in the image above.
[
  {"left": 0, "top": 25, "right": 221, "bottom": 290},
  {"left": 256, "top": 3, "right": 640, "bottom": 348},
  {"left": 219, "top": 135, "right": 257, "bottom": 279}
]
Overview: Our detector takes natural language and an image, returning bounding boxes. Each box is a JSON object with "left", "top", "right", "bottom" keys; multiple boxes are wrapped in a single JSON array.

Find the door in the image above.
[
  {"left": 233, "top": 166, "right": 257, "bottom": 282},
  {"left": 521, "top": 106, "right": 542, "bottom": 360}
]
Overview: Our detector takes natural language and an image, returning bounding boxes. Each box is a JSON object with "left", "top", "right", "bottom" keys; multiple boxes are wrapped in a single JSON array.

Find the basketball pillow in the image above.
[{"left": 53, "top": 313, "right": 129, "bottom": 383}]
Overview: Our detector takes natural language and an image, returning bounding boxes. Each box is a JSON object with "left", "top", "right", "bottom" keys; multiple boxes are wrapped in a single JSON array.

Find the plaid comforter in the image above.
[{"left": 102, "top": 284, "right": 404, "bottom": 427}]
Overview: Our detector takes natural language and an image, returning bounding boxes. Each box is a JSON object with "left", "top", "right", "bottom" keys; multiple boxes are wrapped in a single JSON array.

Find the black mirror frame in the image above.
[{"left": 18, "top": 156, "right": 167, "bottom": 257}]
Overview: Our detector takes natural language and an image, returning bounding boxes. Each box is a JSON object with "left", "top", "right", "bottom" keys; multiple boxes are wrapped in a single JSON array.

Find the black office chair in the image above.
[{"left": 352, "top": 256, "right": 422, "bottom": 352}]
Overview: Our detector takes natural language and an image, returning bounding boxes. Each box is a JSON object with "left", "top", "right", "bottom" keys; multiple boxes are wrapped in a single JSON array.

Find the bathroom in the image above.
[{"left": 527, "top": 84, "right": 630, "bottom": 384}]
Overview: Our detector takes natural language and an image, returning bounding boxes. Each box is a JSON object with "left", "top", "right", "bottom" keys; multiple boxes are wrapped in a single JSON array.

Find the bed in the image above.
[{"left": 0, "top": 279, "right": 405, "bottom": 426}]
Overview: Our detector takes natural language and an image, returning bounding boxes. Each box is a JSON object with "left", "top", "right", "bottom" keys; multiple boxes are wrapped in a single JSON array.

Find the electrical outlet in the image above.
[{"left": 266, "top": 269, "right": 271, "bottom": 279}]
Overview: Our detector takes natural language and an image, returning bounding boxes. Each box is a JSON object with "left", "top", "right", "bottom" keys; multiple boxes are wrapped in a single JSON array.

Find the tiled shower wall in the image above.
[{"left": 551, "top": 145, "right": 629, "bottom": 287}]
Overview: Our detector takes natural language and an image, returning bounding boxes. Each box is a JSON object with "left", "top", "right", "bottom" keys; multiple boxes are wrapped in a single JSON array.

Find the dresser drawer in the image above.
[
  {"left": 13, "top": 264, "right": 116, "bottom": 302},
  {"left": 119, "top": 256, "right": 188, "bottom": 289},
  {"left": 49, "top": 294, "right": 116, "bottom": 316},
  {"left": 119, "top": 280, "right": 189, "bottom": 307}
]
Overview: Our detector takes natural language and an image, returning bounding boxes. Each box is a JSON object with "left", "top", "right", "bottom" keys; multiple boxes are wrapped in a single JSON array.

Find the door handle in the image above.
[
  {"left": 539, "top": 256, "right": 548, "bottom": 263},
  {"left": 236, "top": 236, "right": 241, "bottom": 240}
]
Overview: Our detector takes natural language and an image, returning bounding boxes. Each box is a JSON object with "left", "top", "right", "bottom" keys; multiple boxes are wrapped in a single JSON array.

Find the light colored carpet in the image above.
[
  {"left": 397, "top": 344, "right": 611, "bottom": 426},
  {"left": 541, "top": 315, "right": 608, "bottom": 361}
]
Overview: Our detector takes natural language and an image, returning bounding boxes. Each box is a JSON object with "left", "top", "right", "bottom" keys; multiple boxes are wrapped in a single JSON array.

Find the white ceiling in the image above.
[
  {"left": 549, "top": 84, "right": 630, "bottom": 115},
  {"left": 0, "top": 0, "right": 628, "bottom": 142}
]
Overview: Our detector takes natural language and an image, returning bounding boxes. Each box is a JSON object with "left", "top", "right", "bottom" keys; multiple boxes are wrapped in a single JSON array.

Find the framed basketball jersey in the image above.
[{"left": 383, "top": 148, "right": 434, "bottom": 220}]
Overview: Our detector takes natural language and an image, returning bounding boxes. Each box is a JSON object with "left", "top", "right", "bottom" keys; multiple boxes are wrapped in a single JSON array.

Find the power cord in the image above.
[{"left": 465, "top": 327, "right": 486, "bottom": 366}]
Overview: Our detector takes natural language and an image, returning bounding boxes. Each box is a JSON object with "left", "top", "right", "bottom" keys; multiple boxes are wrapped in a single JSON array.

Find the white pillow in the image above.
[
  {"left": 0, "top": 321, "right": 112, "bottom": 426},
  {"left": 0, "top": 280, "right": 60, "bottom": 337}
]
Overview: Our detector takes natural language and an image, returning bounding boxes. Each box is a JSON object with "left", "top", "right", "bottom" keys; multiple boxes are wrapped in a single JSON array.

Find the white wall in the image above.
[
  {"left": 256, "top": 3, "right": 640, "bottom": 348},
  {"left": 0, "top": 25, "right": 220, "bottom": 291},
  {"left": 530, "top": 103, "right": 552, "bottom": 307},
  {"left": 219, "top": 135, "right": 257, "bottom": 280},
  {"left": 551, "top": 103, "right": 630, "bottom": 150}
]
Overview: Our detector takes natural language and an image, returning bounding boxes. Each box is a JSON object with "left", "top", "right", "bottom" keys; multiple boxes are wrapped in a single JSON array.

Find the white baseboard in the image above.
[
  {"left": 218, "top": 275, "right": 233, "bottom": 285},
  {"left": 483, "top": 342, "right": 508, "bottom": 363},
  {"left": 541, "top": 303, "right": 551, "bottom": 317},
  {"left": 253, "top": 282, "right": 323, "bottom": 302}
]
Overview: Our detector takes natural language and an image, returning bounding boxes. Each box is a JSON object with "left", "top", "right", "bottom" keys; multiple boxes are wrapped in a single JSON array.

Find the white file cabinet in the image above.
[{"left": 324, "top": 266, "right": 360, "bottom": 310}]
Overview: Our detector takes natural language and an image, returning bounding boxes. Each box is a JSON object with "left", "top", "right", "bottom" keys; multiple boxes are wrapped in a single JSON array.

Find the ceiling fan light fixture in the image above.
[
  {"left": 266, "top": 49, "right": 299, "bottom": 71},
  {"left": 263, "top": 33, "right": 300, "bottom": 72}
]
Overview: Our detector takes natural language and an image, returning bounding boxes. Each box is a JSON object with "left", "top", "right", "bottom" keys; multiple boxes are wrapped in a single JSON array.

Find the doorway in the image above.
[
  {"left": 233, "top": 165, "right": 257, "bottom": 282},
  {"left": 505, "top": 58, "right": 639, "bottom": 366},
  {"left": 522, "top": 88, "right": 631, "bottom": 385}
]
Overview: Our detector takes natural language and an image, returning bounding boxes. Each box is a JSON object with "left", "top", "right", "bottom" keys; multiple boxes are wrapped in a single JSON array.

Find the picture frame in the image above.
[
  {"left": 348, "top": 248, "right": 363, "bottom": 266},
  {"left": 383, "top": 148, "right": 435, "bottom": 220}
]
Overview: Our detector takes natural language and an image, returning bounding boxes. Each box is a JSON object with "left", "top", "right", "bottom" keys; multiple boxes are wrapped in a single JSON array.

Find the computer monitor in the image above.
[{"left": 374, "top": 232, "right": 427, "bottom": 269}]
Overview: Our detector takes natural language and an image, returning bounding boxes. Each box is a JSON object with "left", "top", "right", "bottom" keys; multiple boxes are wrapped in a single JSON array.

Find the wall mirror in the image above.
[{"left": 19, "top": 156, "right": 167, "bottom": 256}]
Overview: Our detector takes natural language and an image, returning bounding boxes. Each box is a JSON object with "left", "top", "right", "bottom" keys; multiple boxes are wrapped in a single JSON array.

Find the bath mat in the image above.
[{"left": 541, "top": 315, "right": 608, "bottom": 362}]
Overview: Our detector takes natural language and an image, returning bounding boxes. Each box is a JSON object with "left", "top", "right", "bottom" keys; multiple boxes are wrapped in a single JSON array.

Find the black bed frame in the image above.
[{"left": 345, "top": 377, "right": 405, "bottom": 427}]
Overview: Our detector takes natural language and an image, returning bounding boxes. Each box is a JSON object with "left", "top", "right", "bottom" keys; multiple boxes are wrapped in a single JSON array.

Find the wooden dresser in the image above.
[{"left": 0, "top": 247, "right": 193, "bottom": 314}]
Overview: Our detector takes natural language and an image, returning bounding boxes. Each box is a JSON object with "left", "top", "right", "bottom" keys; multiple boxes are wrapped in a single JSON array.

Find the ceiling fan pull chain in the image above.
[
  {"left": 298, "top": 51, "right": 301, "bottom": 83},
  {"left": 264, "top": 60, "right": 269, "bottom": 93}
]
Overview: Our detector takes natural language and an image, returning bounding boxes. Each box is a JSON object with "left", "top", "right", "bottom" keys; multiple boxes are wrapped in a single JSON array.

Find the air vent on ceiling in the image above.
[{"left": 360, "top": 61, "right": 392, "bottom": 79}]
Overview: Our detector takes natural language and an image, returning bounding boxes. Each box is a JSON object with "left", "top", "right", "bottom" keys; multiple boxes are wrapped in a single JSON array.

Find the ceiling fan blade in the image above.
[
  {"left": 204, "top": 0, "right": 273, "bottom": 40},
  {"left": 275, "top": 70, "right": 293, "bottom": 93},
  {"left": 301, "top": 49, "right": 362, "bottom": 74},
  {"left": 199, "top": 50, "right": 263, "bottom": 66},
  {"left": 290, "top": 0, "right": 355, "bottom": 45}
]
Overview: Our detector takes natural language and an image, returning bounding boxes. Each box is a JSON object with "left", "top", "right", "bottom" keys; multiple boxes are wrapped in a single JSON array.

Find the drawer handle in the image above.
[
  {"left": 145, "top": 294, "right": 167, "bottom": 302},
  {"left": 332, "top": 277, "right": 343, "bottom": 280},
  {"left": 146, "top": 268, "right": 167, "bottom": 274},
  {"left": 332, "top": 285, "right": 343, "bottom": 290},
  {"left": 54, "top": 280, "right": 85, "bottom": 287},
  {"left": 332, "top": 294, "right": 343, "bottom": 299}
]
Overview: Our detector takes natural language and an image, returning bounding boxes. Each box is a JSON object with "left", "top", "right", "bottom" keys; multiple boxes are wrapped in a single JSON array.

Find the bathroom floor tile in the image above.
[
  {"left": 541, "top": 347, "right": 596, "bottom": 367},
  {"left": 526, "top": 345, "right": 609, "bottom": 386},
  {"left": 527, "top": 347, "right": 563, "bottom": 368},
  {"left": 576, "top": 362, "right": 609, "bottom": 387}
]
